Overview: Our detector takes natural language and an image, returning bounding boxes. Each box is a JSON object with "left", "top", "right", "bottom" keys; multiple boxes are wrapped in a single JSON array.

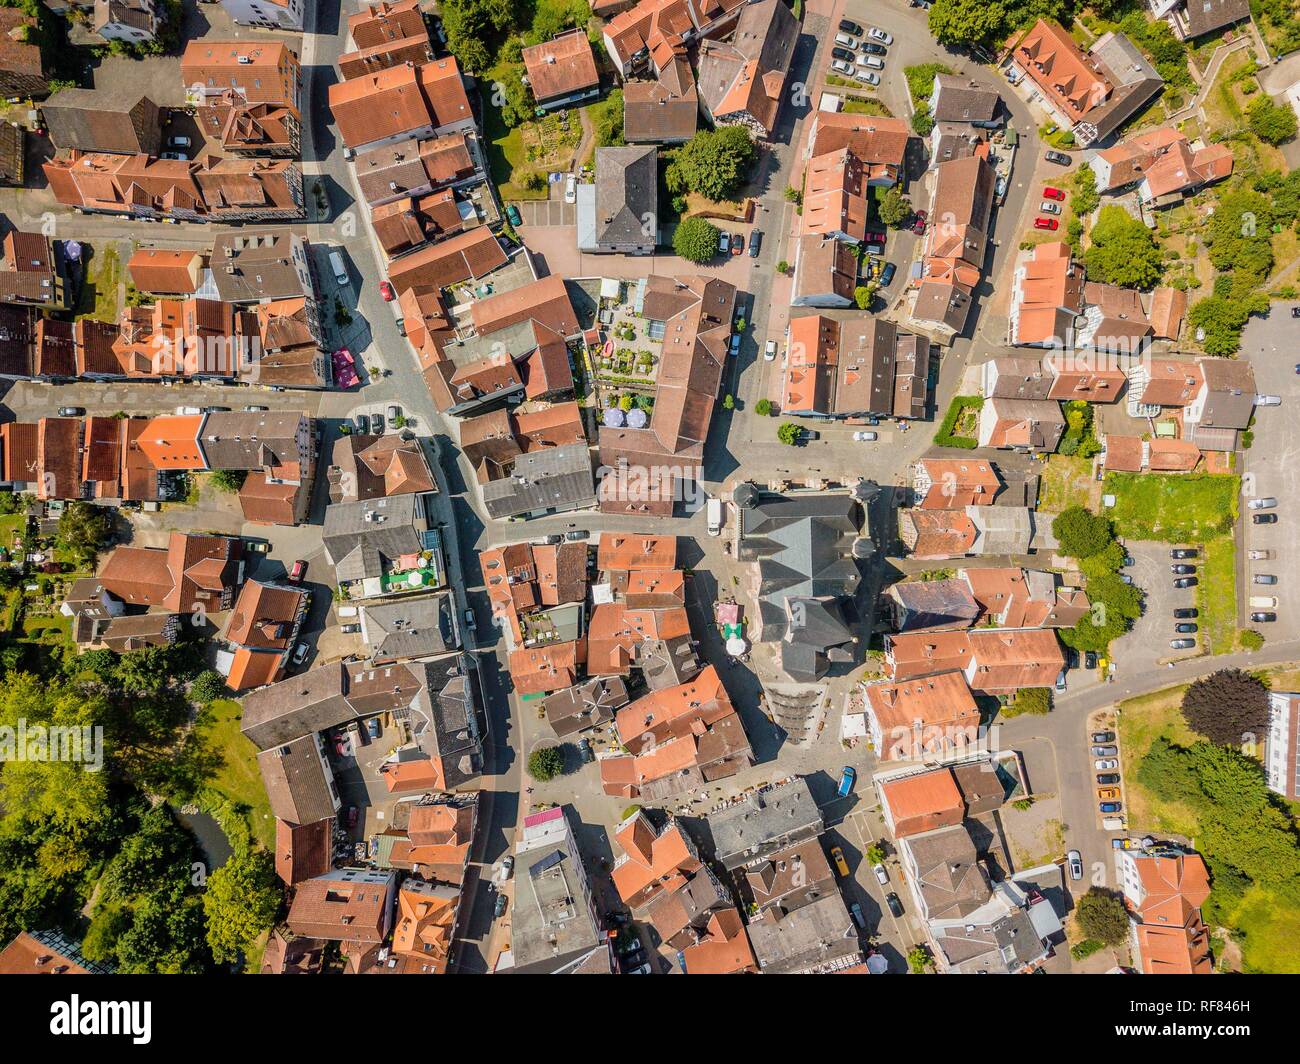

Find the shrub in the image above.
[
  {"left": 1052, "top": 506, "right": 1115, "bottom": 559},
  {"left": 1181, "top": 668, "right": 1270, "bottom": 746},
  {"left": 189, "top": 670, "right": 227, "bottom": 705},
  {"left": 777, "top": 422, "right": 801, "bottom": 445},
  {"left": 754, "top": 398, "right": 773, "bottom": 417},
  {"left": 672, "top": 217, "right": 720, "bottom": 263},
  {"left": 1075, "top": 888, "right": 1129, "bottom": 946},
  {"left": 1070, "top": 938, "right": 1104, "bottom": 961},
  {"left": 1239, "top": 629, "right": 1265, "bottom": 651}
]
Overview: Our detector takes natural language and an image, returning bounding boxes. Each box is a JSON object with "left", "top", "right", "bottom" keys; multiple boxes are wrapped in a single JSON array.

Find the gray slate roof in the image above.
[
  {"left": 481, "top": 443, "right": 595, "bottom": 519},
  {"left": 323, "top": 493, "right": 428, "bottom": 584}
]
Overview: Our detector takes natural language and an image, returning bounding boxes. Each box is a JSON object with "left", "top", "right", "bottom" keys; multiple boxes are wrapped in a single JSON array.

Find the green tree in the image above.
[
  {"left": 526, "top": 0, "right": 591, "bottom": 45},
  {"left": 208, "top": 469, "right": 247, "bottom": 493},
  {"left": 1002, "top": 687, "right": 1052, "bottom": 717},
  {"left": 1071, "top": 165, "right": 1100, "bottom": 216},
  {"left": 854, "top": 283, "right": 878, "bottom": 310},
  {"left": 56, "top": 501, "right": 114, "bottom": 567},
  {"left": 493, "top": 63, "right": 534, "bottom": 127},
  {"left": 1084, "top": 205, "right": 1163, "bottom": 289},
  {"left": 1074, "top": 888, "right": 1129, "bottom": 946},
  {"left": 777, "top": 422, "right": 801, "bottom": 446},
  {"left": 203, "top": 850, "right": 281, "bottom": 964},
  {"left": 1181, "top": 668, "right": 1270, "bottom": 746},
  {"left": 189, "top": 670, "right": 227, "bottom": 705},
  {"left": 927, "top": 0, "right": 1009, "bottom": 48},
  {"left": 865, "top": 844, "right": 887, "bottom": 865},
  {"left": 665, "top": 126, "right": 757, "bottom": 202},
  {"left": 527, "top": 745, "right": 565, "bottom": 781},
  {"left": 754, "top": 398, "right": 773, "bottom": 417},
  {"left": 1051, "top": 506, "right": 1115, "bottom": 558},
  {"left": 722, "top": 394, "right": 735, "bottom": 410},
  {"left": 907, "top": 943, "right": 935, "bottom": 973},
  {"left": 878, "top": 186, "right": 911, "bottom": 227},
  {"left": 672, "top": 217, "right": 720, "bottom": 263},
  {"left": 1248, "top": 96, "right": 1298, "bottom": 145},
  {"left": 1189, "top": 293, "right": 1267, "bottom": 357},
  {"left": 591, "top": 88, "right": 625, "bottom": 147}
]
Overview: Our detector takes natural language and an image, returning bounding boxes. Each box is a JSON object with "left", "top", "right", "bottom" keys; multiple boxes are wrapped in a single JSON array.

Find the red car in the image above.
[
  {"left": 1033, "top": 217, "right": 1060, "bottom": 230},
  {"left": 730, "top": 233, "right": 744, "bottom": 256},
  {"left": 289, "top": 559, "right": 307, "bottom": 582},
  {"left": 379, "top": 279, "right": 396, "bottom": 301},
  {"left": 1042, "top": 186, "right": 1066, "bottom": 201},
  {"left": 909, "top": 210, "right": 928, "bottom": 234}
]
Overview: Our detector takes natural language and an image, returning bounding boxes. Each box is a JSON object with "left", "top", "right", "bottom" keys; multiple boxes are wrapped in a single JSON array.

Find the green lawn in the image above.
[
  {"left": 1195, "top": 535, "right": 1238, "bottom": 655},
  {"left": 1102, "top": 472, "right": 1239, "bottom": 542},
  {"left": 78, "top": 243, "right": 123, "bottom": 323},
  {"left": 1038, "top": 454, "right": 1093, "bottom": 513},
  {"left": 1117, "top": 685, "right": 1203, "bottom": 838},
  {"left": 197, "top": 698, "right": 275, "bottom": 851},
  {"left": 1223, "top": 885, "right": 1300, "bottom": 974}
]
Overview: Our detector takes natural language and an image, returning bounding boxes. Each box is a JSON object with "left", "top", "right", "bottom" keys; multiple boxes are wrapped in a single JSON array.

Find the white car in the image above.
[
  {"left": 872, "top": 863, "right": 889, "bottom": 885},
  {"left": 834, "top": 32, "right": 859, "bottom": 48},
  {"left": 866, "top": 26, "right": 892, "bottom": 45},
  {"left": 1248, "top": 497, "right": 1278, "bottom": 509},
  {"left": 830, "top": 58, "right": 855, "bottom": 76},
  {"left": 564, "top": 174, "right": 576, "bottom": 204},
  {"left": 1256, "top": 394, "right": 1281, "bottom": 406},
  {"left": 764, "top": 339, "right": 778, "bottom": 361},
  {"left": 161, "top": 151, "right": 188, "bottom": 161},
  {"left": 855, "top": 70, "right": 880, "bottom": 86},
  {"left": 858, "top": 55, "right": 885, "bottom": 71},
  {"left": 1040, "top": 201, "right": 1061, "bottom": 214},
  {"left": 1095, "top": 758, "right": 1119, "bottom": 771},
  {"left": 1067, "top": 849, "right": 1083, "bottom": 881},
  {"left": 852, "top": 431, "right": 878, "bottom": 441}
]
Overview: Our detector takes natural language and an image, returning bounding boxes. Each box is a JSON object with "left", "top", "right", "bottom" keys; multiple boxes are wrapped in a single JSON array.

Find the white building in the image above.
[
  {"left": 1266, "top": 691, "right": 1300, "bottom": 801},
  {"left": 219, "top": 0, "right": 306, "bottom": 31}
]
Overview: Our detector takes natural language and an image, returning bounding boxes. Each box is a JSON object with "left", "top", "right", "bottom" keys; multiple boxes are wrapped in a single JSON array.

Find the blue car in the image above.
[
  {"left": 879, "top": 261, "right": 897, "bottom": 287},
  {"left": 838, "top": 766, "right": 856, "bottom": 798},
  {"left": 1099, "top": 801, "right": 1122, "bottom": 813}
]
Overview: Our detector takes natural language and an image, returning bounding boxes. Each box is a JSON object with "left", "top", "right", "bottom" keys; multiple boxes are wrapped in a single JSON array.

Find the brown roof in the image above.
[
  {"left": 598, "top": 531, "right": 677, "bottom": 572},
  {"left": 225, "top": 579, "right": 307, "bottom": 649},
  {"left": 327, "top": 61, "right": 435, "bottom": 148},
  {"left": 275, "top": 817, "right": 333, "bottom": 885},
  {"left": 386, "top": 226, "right": 505, "bottom": 294},
  {"left": 880, "top": 768, "right": 966, "bottom": 838},
  {"left": 287, "top": 870, "right": 394, "bottom": 943},
  {"left": 522, "top": 29, "right": 599, "bottom": 103},
  {"left": 127, "top": 248, "right": 203, "bottom": 294},
  {"left": 1140, "top": 357, "right": 1202, "bottom": 406},
  {"left": 1147, "top": 287, "right": 1187, "bottom": 341},
  {"left": 887, "top": 628, "right": 1064, "bottom": 692},
  {"left": 623, "top": 57, "right": 698, "bottom": 143},
  {"left": 181, "top": 39, "right": 300, "bottom": 108}
]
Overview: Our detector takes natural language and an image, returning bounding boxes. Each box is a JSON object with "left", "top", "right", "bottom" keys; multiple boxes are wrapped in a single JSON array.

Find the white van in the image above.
[
  {"left": 706, "top": 497, "right": 724, "bottom": 536},
  {"left": 1101, "top": 816, "right": 1125, "bottom": 831},
  {"left": 329, "top": 250, "right": 349, "bottom": 287},
  {"left": 1249, "top": 596, "right": 1279, "bottom": 609}
]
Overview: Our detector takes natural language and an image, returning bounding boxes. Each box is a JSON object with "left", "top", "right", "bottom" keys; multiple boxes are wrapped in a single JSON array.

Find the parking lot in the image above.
[{"left": 1238, "top": 305, "right": 1300, "bottom": 643}]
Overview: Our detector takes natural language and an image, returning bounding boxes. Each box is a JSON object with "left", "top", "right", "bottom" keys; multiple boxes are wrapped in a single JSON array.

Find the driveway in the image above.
[
  {"left": 515, "top": 198, "right": 576, "bottom": 227},
  {"left": 1108, "top": 540, "right": 1200, "bottom": 675}
]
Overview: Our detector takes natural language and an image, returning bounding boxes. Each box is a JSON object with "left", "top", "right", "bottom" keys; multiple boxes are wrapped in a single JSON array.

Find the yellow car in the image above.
[
  {"left": 830, "top": 845, "right": 850, "bottom": 877},
  {"left": 1097, "top": 787, "right": 1121, "bottom": 801}
]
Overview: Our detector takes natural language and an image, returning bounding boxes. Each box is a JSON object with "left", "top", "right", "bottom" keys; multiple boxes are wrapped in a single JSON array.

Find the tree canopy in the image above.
[
  {"left": 665, "top": 127, "right": 757, "bottom": 203},
  {"left": 672, "top": 217, "right": 720, "bottom": 263},
  {"left": 1083, "top": 205, "right": 1163, "bottom": 289},
  {"left": 527, "top": 745, "right": 565, "bottom": 781},
  {"left": 1248, "top": 96, "right": 1298, "bottom": 146},
  {"left": 202, "top": 850, "right": 281, "bottom": 965},
  {"left": 1051, "top": 506, "right": 1116, "bottom": 558},
  {"left": 1074, "top": 888, "right": 1129, "bottom": 946},
  {"left": 56, "top": 501, "right": 114, "bottom": 569},
  {"left": 1181, "top": 668, "right": 1270, "bottom": 746},
  {"left": 878, "top": 187, "right": 911, "bottom": 227}
]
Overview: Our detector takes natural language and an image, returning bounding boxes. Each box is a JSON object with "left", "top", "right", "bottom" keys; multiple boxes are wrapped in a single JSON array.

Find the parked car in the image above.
[
  {"left": 464, "top": 609, "right": 477, "bottom": 631},
  {"left": 367, "top": 717, "right": 381, "bottom": 740},
  {"left": 880, "top": 261, "right": 897, "bottom": 286},
  {"left": 1174, "top": 623, "right": 1198, "bottom": 634},
  {"left": 1171, "top": 564, "right": 1196, "bottom": 575},
  {"left": 728, "top": 333, "right": 741, "bottom": 357},
  {"left": 1091, "top": 731, "right": 1115, "bottom": 743},
  {"left": 56, "top": 406, "right": 85, "bottom": 417},
  {"left": 1033, "top": 217, "right": 1059, "bottom": 230},
  {"left": 764, "top": 339, "right": 777, "bottom": 361},
  {"left": 1099, "top": 801, "right": 1123, "bottom": 814},
  {"left": 885, "top": 892, "right": 904, "bottom": 918},
  {"left": 1171, "top": 547, "right": 1199, "bottom": 559},
  {"left": 161, "top": 151, "right": 188, "bottom": 161},
  {"left": 1039, "top": 200, "right": 1061, "bottom": 214},
  {"left": 849, "top": 902, "right": 867, "bottom": 929},
  {"left": 1173, "top": 577, "right": 1198, "bottom": 588},
  {"left": 866, "top": 25, "right": 892, "bottom": 44},
  {"left": 852, "top": 431, "right": 878, "bottom": 441},
  {"left": 1251, "top": 611, "right": 1278, "bottom": 622},
  {"left": 345, "top": 805, "right": 358, "bottom": 829},
  {"left": 500, "top": 855, "right": 515, "bottom": 880},
  {"left": 494, "top": 893, "right": 508, "bottom": 919},
  {"left": 729, "top": 232, "right": 744, "bottom": 255},
  {"left": 1248, "top": 497, "right": 1277, "bottom": 509},
  {"left": 748, "top": 229, "right": 762, "bottom": 256},
  {"left": 1253, "top": 513, "right": 1279, "bottom": 524},
  {"left": 387, "top": 404, "right": 402, "bottom": 427},
  {"left": 1084, "top": 651, "right": 1098, "bottom": 669},
  {"left": 1044, "top": 149, "right": 1072, "bottom": 165},
  {"left": 245, "top": 540, "right": 270, "bottom": 554},
  {"left": 1055, "top": 670, "right": 1067, "bottom": 692},
  {"left": 370, "top": 412, "right": 386, "bottom": 434},
  {"left": 505, "top": 203, "right": 522, "bottom": 227},
  {"left": 909, "top": 209, "right": 928, "bottom": 234},
  {"left": 1293, "top": 307, "right": 1300, "bottom": 319},
  {"left": 718, "top": 230, "right": 731, "bottom": 254},
  {"left": 1248, "top": 549, "right": 1273, "bottom": 560},
  {"left": 289, "top": 559, "right": 307, "bottom": 583},
  {"left": 1067, "top": 850, "right": 1083, "bottom": 880},
  {"left": 858, "top": 54, "right": 885, "bottom": 70},
  {"left": 378, "top": 280, "right": 395, "bottom": 301},
  {"left": 1173, "top": 607, "right": 1199, "bottom": 619},
  {"left": 620, "top": 947, "right": 646, "bottom": 969},
  {"left": 1097, "top": 774, "right": 1121, "bottom": 785},
  {"left": 626, "top": 963, "right": 653, "bottom": 974},
  {"left": 168, "top": 134, "right": 191, "bottom": 148},
  {"left": 1256, "top": 394, "right": 1282, "bottom": 406},
  {"left": 855, "top": 69, "right": 880, "bottom": 86},
  {"left": 860, "top": 41, "right": 887, "bottom": 56},
  {"left": 833, "top": 32, "right": 859, "bottom": 48},
  {"left": 564, "top": 174, "right": 576, "bottom": 204},
  {"left": 837, "top": 766, "right": 856, "bottom": 797},
  {"left": 341, "top": 622, "right": 361, "bottom": 634},
  {"left": 1170, "top": 638, "right": 1196, "bottom": 649},
  {"left": 292, "top": 641, "right": 309, "bottom": 666},
  {"left": 1254, "top": 573, "right": 1279, "bottom": 585},
  {"left": 831, "top": 46, "right": 856, "bottom": 62},
  {"left": 564, "top": 529, "right": 589, "bottom": 541},
  {"left": 1092, "top": 745, "right": 1119, "bottom": 757},
  {"left": 869, "top": 862, "right": 887, "bottom": 885},
  {"left": 1098, "top": 787, "right": 1122, "bottom": 801},
  {"left": 1042, "top": 186, "right": 1066, "bottom": 200},
  {"left": 1095, "top": 758, "right": 1119, "bottom": 770},
  {"left": 830, "top": 845, "right": 850, "bottom": 877},
  {"left": 839, "top": 18, "right": 863, "bottom": 33},
  {"left": 830, "top": 58, "right": 855, "bottom": 76},
  {"left": 578, "top": 738, "right": 595, "bottom": 764}
]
